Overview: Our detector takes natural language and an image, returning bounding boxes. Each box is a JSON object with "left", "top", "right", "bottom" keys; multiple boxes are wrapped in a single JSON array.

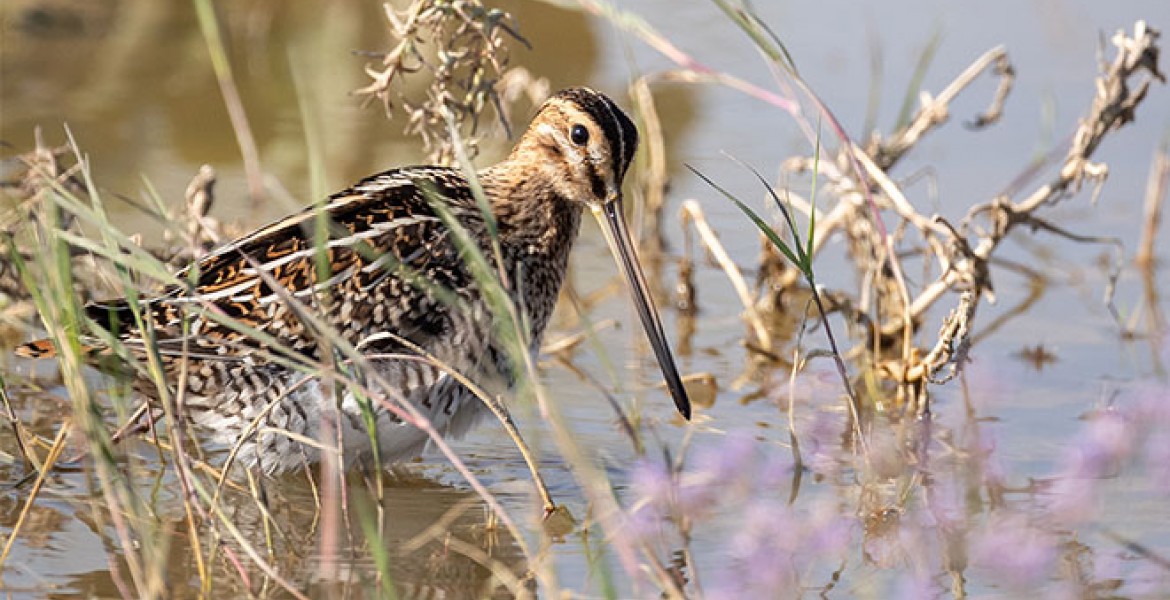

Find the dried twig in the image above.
[
  {"left": 870, "top": 47, "right": 1013, "bottom": 169},
  {"left": 1136, "top": 143, "right": 1169, "bottom": 269},
  {"left": 911, "top": 22, "right": 1162, "bottom": 388},
  {"left": 775, "top": 22, "right": 1162, "bottom": 405},
  {"left": 353, "top": 0, "right": 531, "bottom": 164},
  {"left": 194, "top": 0, "right": 265, "bottom": 206},
  {"left": 631, "top": 77, "right": 670, "bottom": 253},
  {"left": 680, "top": 200, "right": 772, "bottom": 349}
]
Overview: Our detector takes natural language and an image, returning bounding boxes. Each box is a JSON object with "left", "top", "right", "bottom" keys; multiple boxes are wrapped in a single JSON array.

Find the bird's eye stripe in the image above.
[
  {"left": 551, "top": 88, "right": 641, "bottom": 191},
  {"left": 596, "top": 102, "right": 624, "bottom": 181},
  {"left": 585, "top": 161, "right": 606, "bottom": 199},
  {"left": 596, "top": 93, "right": 627, "bottom": 181},
  {"left": 602, "top": 92, "right": 638, "bottom": 181}
]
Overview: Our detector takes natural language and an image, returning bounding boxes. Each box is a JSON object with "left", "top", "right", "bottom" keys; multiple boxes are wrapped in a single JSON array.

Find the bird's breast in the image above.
[{"left": 501, "top": 203, "right": 582, "bottom": 345}]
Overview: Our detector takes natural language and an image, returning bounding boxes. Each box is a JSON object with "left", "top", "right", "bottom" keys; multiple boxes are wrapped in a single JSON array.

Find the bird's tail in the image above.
[
  {"left": 15, "top": 338, "right": 105, "bottom": 359},
  {"left": 16, "top": 300, "right": 140, "bottom": 359},
  {"left": 15, "top": 338, "right": 61, "bottom": 358}
]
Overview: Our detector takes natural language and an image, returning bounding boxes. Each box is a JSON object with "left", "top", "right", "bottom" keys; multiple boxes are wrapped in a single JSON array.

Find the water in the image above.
[{"left": 2, "top": 0, "right": 1169, "bottom": 597}]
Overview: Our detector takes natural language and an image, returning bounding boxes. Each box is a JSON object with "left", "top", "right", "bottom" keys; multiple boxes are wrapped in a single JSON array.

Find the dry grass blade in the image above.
[
  {"left": 1136, "top": 142, "right": 1169, "bottom": 270},
  {"left": 0, "top": 374, "right": 37, "bottom": 471},
  {"left": 679, "top": 200, "right": 771, "bottom": 349},
  {"left": 193, "top": 0, "right": 265, "bottom": 206}
]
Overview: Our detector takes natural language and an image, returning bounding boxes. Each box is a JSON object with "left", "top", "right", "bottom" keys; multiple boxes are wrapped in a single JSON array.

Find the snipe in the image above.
[{"left": 18, "top": 87, "right": 691, "bottom": 477}]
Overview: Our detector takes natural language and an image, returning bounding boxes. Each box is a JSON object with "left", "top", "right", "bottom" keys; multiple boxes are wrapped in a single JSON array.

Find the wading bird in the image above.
[{"left": 18, "top": 87, "right": 691, "bottom": 489}]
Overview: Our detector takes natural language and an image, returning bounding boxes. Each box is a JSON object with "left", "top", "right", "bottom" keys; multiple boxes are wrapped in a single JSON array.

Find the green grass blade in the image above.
[
  {"left": 685, "top": 165, "right": 801, "bottom": 267},
  {"left": 895, "top": 27, "right": 943, "bottom": 130},
  {"left": 807, "top": 122, "right": 821, "bottom": 260}
]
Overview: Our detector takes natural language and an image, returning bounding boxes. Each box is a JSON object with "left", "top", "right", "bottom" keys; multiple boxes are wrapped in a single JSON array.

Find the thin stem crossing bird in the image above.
[{"left": 17, "top": 87, "right": 691, "bottom": 491}]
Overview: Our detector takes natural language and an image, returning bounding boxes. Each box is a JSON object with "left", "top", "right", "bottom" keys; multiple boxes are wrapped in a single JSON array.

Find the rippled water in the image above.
[{"left": 2, "top": 0, "right": 1168, "bottom": 597}]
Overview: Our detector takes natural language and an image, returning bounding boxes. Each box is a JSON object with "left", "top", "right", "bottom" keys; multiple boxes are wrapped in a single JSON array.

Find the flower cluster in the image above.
[{"left": 623, "top": 380, "right": 1170, "bottom": 596}]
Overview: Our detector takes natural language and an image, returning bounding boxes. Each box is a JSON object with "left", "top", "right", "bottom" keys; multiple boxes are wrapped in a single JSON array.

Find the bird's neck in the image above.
[
  {"left": 478, "top": 160, "right": 583, "bottom": 344},
  {"left": 479, "top": 162, "right": 583, "bottom": 247}
]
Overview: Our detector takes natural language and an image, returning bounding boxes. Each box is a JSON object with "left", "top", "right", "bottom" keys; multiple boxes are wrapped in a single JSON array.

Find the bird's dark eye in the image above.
[{"left": 570, "top": 124, "right": 589, "bottom": 145}]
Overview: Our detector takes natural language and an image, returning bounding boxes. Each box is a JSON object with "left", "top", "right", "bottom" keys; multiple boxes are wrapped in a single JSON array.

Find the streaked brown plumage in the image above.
[{"left": 18, "top": 87, "right": 690, "bottom": 474}]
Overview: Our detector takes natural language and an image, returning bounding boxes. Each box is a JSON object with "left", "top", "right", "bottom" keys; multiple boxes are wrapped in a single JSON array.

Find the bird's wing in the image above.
[{"left": 48, "top": 166, "right": 490, "bottom": 365}]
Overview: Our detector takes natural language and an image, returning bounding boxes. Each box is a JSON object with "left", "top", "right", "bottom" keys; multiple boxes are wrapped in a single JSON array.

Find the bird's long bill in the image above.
[{"left": 593, "top": 196, "right": 692, "bottom": 420}]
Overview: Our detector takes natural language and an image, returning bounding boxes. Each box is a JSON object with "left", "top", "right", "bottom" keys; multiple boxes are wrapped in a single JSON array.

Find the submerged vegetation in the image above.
[{"left": 1, "top": 0, "right": 1168, "bottom": 598}]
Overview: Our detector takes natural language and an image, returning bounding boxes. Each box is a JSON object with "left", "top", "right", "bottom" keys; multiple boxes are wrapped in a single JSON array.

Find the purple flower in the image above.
[
  {"left": 1091, "top": 550, "right": 1124, "bottom": 587},
  {"left": 1135, "top": 386, "right": 1170, "bottom": 492},
  {"left": 624, "top": 502, "right": 666, "bottom": 542},
  {"left": 714, "top": 501, "right": 802, "bottom": 595},
  {"left": 1075, "top": 408, "right": 1135, "bottom": 477},
  {"left": 924, "top": 477, "right": 965, "bottom": 531},
  {"left": 970, "top": 512, "right": 1057, "bottom": 587},
  {"left": 757, "top": 450, "right": 796, "bottom": 490},
  {"left": 1045, "top": 406, "right": 1140, "bottom": 523},
  {"left": 805, "top": 501, "right": 853, "bottom": 557},
  {"left": 1135, "top": 384, "right": 1170, "bottom": 423},
  {"left": 630, "top": 457, "right": 674, "bottom": 507},
  {"left": 728, "top": 500, "right": 797, "bottom": 557},
  {"left": 962, "top": 360, "right": 1018, "bottom": 411},
  {"left": 1144, "top": 426, "right": 1170, "bottom": 492},
  {"left": 1046, "top": 472, "right": 1099, "bottom": 524},
  {"left": 803, "top": 409, "right": 845, "bottom": 478},
  {"left": 974, "top": 429, "right": 1007, "bottom": 489},
  {"left": 893, "top": 573, "right": 939, "bottom": 600},
  {"left": 689, "top": 431, "right": 759, "bottom": 493}
]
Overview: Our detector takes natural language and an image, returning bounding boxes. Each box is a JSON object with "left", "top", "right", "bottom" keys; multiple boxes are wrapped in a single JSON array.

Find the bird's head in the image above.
[
  {"left": 512, "top": 87, "right": 639, "bottom": 209},
  {"left": 511, "top": 87, "right": 691, "bottom": 420}
]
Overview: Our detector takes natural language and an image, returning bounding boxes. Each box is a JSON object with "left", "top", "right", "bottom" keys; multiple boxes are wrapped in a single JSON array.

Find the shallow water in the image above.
[{"left": 2, "top": 0, "right": 1169, "bottom": 598}]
